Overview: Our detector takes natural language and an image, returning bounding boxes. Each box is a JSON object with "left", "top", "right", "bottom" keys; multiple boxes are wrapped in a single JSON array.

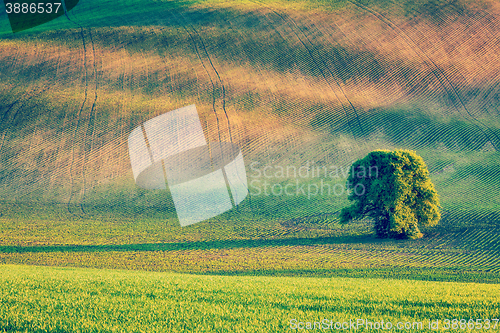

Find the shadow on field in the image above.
[{"left": 0, "top": 235, "right": 378, "bottom": 253}]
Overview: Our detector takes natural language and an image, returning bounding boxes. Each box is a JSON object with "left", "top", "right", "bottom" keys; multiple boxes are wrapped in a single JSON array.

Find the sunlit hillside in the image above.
[{"left": 0, "top": 0, "right": 499, "bottom": 224}]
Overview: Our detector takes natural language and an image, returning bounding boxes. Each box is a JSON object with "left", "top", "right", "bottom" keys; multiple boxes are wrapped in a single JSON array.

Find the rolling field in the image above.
[
  {"left": 0, "top": 0, "right": 500, "bottom": 331},
  {"left": 1, "top": 205, "right": 500, "bottom": 283},
  {"left": 1, "top": 265, "right": 499, "bottom": 332},
  {"left": 0, "top": 0, "right": 499, "bottom": 217}
]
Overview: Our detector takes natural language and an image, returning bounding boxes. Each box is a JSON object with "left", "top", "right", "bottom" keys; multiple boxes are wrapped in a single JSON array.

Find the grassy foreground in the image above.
[{"left": 0, "top": 265, "right": 499, "bottom": 333}]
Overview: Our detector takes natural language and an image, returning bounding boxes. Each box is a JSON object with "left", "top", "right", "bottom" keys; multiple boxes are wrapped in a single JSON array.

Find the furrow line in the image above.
[{"left": 347, "top": 0, "right": 499, "bottom": 151}]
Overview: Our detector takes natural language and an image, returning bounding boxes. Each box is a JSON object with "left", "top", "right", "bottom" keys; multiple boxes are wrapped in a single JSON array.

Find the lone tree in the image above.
[{"left": 339, "top": 149, "right": 440, "bottom": 239}]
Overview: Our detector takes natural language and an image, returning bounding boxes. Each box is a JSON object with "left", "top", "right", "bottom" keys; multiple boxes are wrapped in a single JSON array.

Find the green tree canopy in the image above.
[{"left": 339, "top": 149, "right": 441, "bottom": 239}]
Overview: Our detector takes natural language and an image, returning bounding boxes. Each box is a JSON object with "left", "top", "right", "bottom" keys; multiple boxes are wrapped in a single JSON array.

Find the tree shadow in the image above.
[{"left": 0, "top": 234, "right": 378, "bottom": 254}]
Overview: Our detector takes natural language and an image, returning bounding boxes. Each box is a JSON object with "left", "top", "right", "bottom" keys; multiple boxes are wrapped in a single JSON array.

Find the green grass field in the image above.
[
  {"left": 0, "top": 0, "right": 499, "bottom": 331},
  {"left": 1, "top": 265, "right": 499, "bottom": 332}
]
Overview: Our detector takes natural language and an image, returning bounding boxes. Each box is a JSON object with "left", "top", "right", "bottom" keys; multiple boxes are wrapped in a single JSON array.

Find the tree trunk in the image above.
[{"left": 374, "top": 214, "right": 390, "bottom": 238}]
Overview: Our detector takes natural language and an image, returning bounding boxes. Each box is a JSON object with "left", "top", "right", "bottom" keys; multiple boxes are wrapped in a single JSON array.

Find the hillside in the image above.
[
  {"left": 0, "top": 0, "right": 499, "bottom": 235},
  {"left": 0, "top": 0, "right": 499, "bottom": 285}
]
